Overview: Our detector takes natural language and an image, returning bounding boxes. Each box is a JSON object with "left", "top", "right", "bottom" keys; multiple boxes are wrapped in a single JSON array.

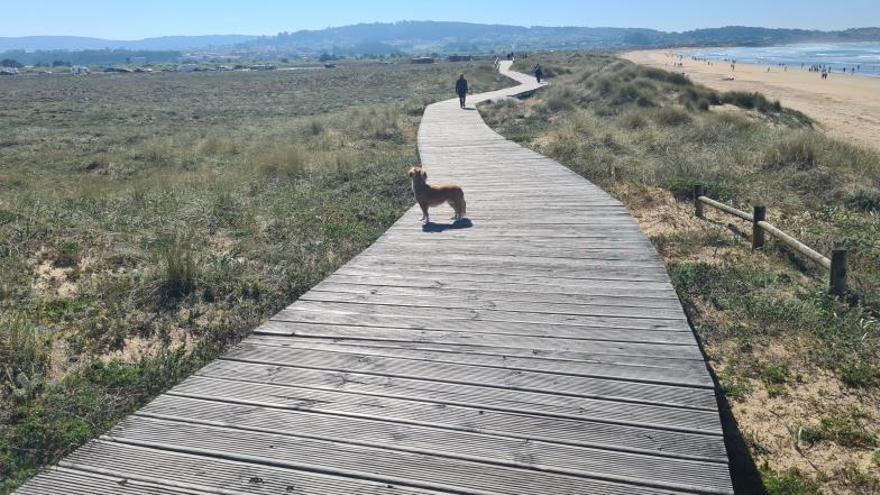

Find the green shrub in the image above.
[
  {"left": 763, "top": 468, "right": 820, "bottom": 495},
  {"left": 305, "top": 119, "right": 325, "bottom": 136},
  {"left": 721, "top": 91, "right": 781, "bottom": 113},
  {"left": 799, "top": 408, "right": 877, "bottom": 448},
  {"left": 763, "top": 133, "right": 822, "bottom": 170},
  {"left": 651, "top": 106, "right": 691, "bottom": 126},
  {"left": 402, "top": 98, "right": 428, "bottom": 116},
  {"left": 664, "top": 178, "right": 734, "bottom": 202},
  {"left": 538, "top": 86, "right": 577, "bottom": 113},
  {"left": 53, "top": 240, "right": 80, "bottom": 268},
  {"left": 1, "top": 317, "right": 52, "bottom": 394},
  {"left": 612, "top": 82, "right": 655, "bottom": 107},
  {"left": 618, "top": 110, "right": 648, "bottom": 130},
  {"left": 158, "top": 235, "right": 198, "bottom": 299},
  {"left": 846, "top": 189, "right": 880, "bottom": 212}
]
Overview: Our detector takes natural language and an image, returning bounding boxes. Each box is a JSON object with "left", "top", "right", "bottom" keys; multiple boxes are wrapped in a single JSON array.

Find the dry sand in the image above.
[{"left": 624, "top": 49, "right": 880, "bottom": 151}]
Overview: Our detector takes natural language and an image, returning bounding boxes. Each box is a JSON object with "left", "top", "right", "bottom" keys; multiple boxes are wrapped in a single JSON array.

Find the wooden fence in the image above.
[{"left": 693, "top": 185, "right": 848, "bottom": 296}]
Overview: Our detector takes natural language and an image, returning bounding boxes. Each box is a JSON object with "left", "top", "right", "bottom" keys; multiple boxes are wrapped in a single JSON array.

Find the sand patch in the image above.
[{"left": 31, "top": 247, "right": 78, "bottom": 298}]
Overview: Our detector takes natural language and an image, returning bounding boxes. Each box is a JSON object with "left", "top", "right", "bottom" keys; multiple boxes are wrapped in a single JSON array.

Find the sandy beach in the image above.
[{"left": 624, "top": 49, "right": 880, "bottom": 151}]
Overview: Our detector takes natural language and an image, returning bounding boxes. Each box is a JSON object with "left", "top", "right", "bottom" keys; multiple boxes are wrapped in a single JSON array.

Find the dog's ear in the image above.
[
  {"left": 420, "top": 169, "right": 427, "bottom": 180},
  {"left": 407, "top": 167, "right": 415, "bottom": 177}
]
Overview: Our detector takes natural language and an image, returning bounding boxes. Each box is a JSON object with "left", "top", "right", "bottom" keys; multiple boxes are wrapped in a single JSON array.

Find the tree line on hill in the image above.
[
  {"left": 247, "top": 22, "right": 880, "bottom": 55},
  {"left": 0, "top": 49, "right": 181, "bottom": 67},
  {"left": 2, "top": 22, "right": 879, "bottom": 62}
]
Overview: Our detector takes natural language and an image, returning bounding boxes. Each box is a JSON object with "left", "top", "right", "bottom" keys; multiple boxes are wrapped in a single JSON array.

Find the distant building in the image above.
[
  {"left": 0, "top": 67, "right": 18, "bottom": 76},
  {"left": 410, "top": 57, "right": 435, "bottom": 64},
  {"left": 251, "top": 64, "right": 277, "bottom": 71},
  {"left": 71, "top": 66, "right": 90, "bottom": 75}
]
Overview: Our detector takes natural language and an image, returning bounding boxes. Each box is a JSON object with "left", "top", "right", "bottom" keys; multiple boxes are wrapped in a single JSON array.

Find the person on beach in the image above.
[
  {"left": 534, "top": 64, "right": 544, "bottom": 83},
  {"left": 456, "top": 74, "right": 468, "bottom": 109}
]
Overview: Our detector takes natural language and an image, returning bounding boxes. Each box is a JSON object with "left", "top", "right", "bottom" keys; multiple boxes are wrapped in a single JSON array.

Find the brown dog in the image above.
[{"left": 408, "top": 166, "right": 466, "bottom": 223}]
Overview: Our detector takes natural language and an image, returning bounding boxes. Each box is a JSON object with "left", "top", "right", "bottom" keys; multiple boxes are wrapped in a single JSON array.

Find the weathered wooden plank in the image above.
[
  {"left": 312, "top": 280, "right": 681, "bottom": 307},
  {"left": 334, "top": 266, "right": 677, "bottom": 290},
  {"left": 241, "top": 338, "right": 712, "bottom": 387},
  {"left": 168, "top": 375, "right": 727, "bottom": 460},
  {"left": 276, "top": 301, "right": 693, "bottom": 333},
  {"left": 248, "top": 328, "right": 706, "bottom": 374},
  {"left": 59, "top": 441, "right": 451, "bottom": 495},
  {"left": 353, "top": 253, "right": 668, "bottom": 271},
  {"left": 138, "top": 395, "right": 733, "bottom": 492},
  {"left": 196, "top": 361, "right": 723, "bottom": 434},
  {"left": 321, "top": 274, "right": 679, "bottom": 298},
  {"left": 340, "top": 260, "right": 671, "bottom": 283},
  {"left": 106, "top": 417, "right": 721, "bottom": 494},
  {"left": 299, "top": 290, "right": 686, "bottom": 320},
  {"left": 255, "top": 318, "right": 698, "bottom": 346},
  {"left": 16, "top": 467, "right": 211, "bottom": 495},
  {"left": 221, "top": 345, "right": 718, "bottom": 409},
  {"left": 260, "top": 311, "right": 702, "bottom": 356}
]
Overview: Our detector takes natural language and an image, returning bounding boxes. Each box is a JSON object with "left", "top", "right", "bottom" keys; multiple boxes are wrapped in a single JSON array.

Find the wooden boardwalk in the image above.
[{"left": 18, "top": 62, "right": 734, "bottom": 494}]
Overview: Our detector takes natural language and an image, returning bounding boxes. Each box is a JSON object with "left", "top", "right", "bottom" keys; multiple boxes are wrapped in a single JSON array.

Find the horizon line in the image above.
[{"left": 3, "top": 20, "right": 879, "bottom": 42}]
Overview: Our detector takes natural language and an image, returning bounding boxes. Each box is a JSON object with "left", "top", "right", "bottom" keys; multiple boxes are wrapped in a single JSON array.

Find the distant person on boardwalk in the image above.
[
  {"left": 456, "top": 74, "right": 468, "bottom": 109},
  {"left": 534, "top": 64, "right": 544, "bottom": 83}
]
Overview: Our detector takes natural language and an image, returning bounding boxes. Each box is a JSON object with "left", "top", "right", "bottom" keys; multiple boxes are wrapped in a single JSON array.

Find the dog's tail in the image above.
[{"left": 457, "top": 190, "right": 466, "bottom": 218}]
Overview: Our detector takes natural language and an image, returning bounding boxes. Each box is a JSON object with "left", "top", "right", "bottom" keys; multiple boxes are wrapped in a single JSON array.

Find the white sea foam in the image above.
[{"left": 691, "top": 43, "right": 880, "bottom": 76}]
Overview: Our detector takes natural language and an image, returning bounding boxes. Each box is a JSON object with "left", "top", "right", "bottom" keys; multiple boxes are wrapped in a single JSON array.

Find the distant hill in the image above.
[
  {"left": 245, "top": 22, "right": 880, "bottom": 55},
  {"left": 2, "top": 22, "right": 879, "bottom": 58},
  {"left": 0, "top": 35, "right": 258, "bottom": 52},
  {"left": 673, "top": 26, "right": 880, "bottom": 47}
]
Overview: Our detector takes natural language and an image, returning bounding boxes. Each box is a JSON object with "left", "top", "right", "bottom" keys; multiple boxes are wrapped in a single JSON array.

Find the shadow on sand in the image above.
[
  {"left": 422, "top": 218, "right": 473, "bottom": 233},
  {"left": 683, "top": 310, "right": 767, "bottom": 494}
]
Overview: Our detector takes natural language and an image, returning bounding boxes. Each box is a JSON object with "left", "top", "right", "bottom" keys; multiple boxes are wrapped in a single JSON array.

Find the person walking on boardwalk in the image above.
[
  {"left": 456, "top": 74, "right": 469, "bottom": 109},
  {"left": 534, "top": 64, "right": 544, "bottom": 83}
]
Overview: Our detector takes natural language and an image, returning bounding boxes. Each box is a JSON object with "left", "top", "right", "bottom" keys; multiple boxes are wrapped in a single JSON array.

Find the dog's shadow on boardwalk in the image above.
[{"left": 422, "top": 218, "right": 473, "bottom": 233}]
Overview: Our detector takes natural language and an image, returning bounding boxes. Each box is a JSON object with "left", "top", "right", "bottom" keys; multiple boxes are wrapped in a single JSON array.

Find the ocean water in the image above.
[{"left": 691, "top": 43, "right": 880, "bottom": 76}]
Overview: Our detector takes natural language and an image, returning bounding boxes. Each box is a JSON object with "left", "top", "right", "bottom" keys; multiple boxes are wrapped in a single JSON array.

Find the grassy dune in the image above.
[
  {"left": 484, "top": 53, "right": 879, "bottom": 494},
  {"left": 0, "top": 60, "right": 509, "bottom": 492}
]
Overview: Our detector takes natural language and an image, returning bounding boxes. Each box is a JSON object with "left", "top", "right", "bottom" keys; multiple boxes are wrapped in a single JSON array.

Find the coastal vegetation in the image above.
[
  {"left": 483, "top": 52, "right": 880, "bottom": 495},
  {"left": 0, "top": 60, "right": 508, "bottom": 493}
]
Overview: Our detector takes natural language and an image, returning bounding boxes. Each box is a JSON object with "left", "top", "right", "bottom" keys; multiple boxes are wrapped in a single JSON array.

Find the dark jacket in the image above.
[{"left": 456, "top": 77, "right": 468, "bottom": 95}]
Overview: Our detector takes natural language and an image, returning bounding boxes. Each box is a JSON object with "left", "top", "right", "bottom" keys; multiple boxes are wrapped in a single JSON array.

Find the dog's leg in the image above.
[
  {"left": 419, "top": 203, "right": 430, "bottom": 223},
  {"left": 450, "top": 195, "right": 465, "bottom": 220},
  {"left": 447, "top": 200, "right": 458, "bottom": 220}
]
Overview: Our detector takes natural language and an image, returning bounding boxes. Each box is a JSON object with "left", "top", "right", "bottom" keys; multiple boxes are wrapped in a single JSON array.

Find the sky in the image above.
[{"left": 2, "top": 0, "right": 879, "bottom": 39}]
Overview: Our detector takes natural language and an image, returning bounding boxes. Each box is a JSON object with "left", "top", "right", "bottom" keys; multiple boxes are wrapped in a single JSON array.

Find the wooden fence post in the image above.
[
  {"left": 752, "top": 206, "right": 766, "bottom": 249},
  {"left": 830, "top": 249, "right": 848, "bottom": 297},
  {"left": 694, "top": 185, "right": 705, "bottom": 218}
]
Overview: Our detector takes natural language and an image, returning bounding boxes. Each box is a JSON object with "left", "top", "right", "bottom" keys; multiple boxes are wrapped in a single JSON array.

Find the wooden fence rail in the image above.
[{"left": 693, "top": 185, "right": 848, "bottom": 296}]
